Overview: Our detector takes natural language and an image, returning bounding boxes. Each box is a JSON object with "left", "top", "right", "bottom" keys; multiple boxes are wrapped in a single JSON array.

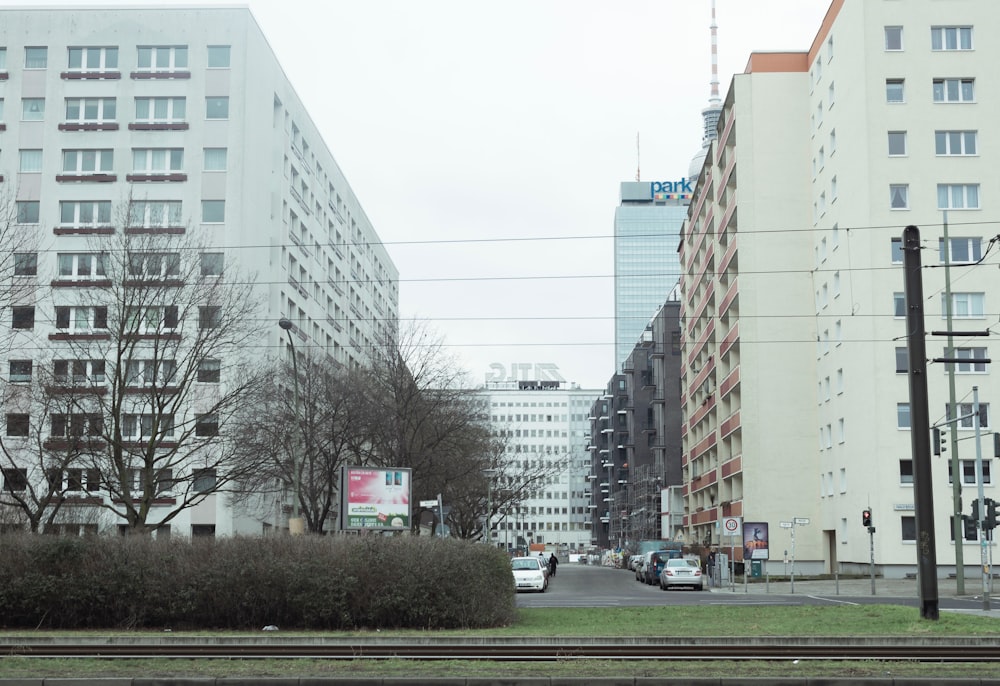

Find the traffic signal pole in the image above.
[
  {"left": 973, "top": 386, "right": 990, "bottom": 611},
  {"left": 902, "top": 225, "right": 940, "bottom": 620}
]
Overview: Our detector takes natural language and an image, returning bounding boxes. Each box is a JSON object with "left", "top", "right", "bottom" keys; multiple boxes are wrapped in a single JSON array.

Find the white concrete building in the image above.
[
  {"left": 482, "top": 376, "right": 598, "bottom": 553},
  {"left": 0, "top": 6, "right": 398, "bottom": 536},
  {"left": 681, "top": 0, "right": 1000, "bottom": 576}
]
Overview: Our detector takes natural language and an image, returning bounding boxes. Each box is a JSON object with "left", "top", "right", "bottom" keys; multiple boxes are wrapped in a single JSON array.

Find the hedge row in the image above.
[{"left": 0, "top": 534, "right": 517, "bottom": 630}]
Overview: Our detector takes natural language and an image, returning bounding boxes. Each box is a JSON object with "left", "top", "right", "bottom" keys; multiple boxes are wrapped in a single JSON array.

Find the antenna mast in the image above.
[{"left": 636, "top": 132, "right": 641, "bottom": 182}]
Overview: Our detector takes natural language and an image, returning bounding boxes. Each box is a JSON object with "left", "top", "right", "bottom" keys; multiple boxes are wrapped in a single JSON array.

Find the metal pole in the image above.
[
  {"left": 869, "top": 527, "right": 876, "bottom": 595},
  {"left": 790, "top": 526, "right": 796, "bottom": 595},
  {"left": 942, "top": 211, "right": 966, "bottom": 594},
  {"left": 902, "top": 225, "right": 940, "bottom": 620},
  {"left": 278, "top": 318, "right": 303, "bottom": 535},
  {"left": 973, "top": 387, "right": 990, "bottom": 611}
]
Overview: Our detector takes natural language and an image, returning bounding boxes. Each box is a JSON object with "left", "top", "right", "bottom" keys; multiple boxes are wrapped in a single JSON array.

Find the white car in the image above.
[{"left": 511, "top": 556, "right": 548, "bottom": 592}]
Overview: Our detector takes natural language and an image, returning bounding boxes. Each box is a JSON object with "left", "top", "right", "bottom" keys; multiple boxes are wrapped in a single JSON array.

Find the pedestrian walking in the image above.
[{"left": 549, "top": 553, "right": 559, "bottom": 577}]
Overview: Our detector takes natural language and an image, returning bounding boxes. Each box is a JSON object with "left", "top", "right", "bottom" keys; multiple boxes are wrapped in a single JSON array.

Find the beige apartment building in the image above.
[{"left": 681, "top": 0, "right": 1000, "bottom": 577}]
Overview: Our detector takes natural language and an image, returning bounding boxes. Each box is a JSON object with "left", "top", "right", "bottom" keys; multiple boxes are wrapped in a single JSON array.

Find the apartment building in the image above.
[
  {"left": 0, "top": 7, "right": 398, "bottom": 536},
  {"left": 680, "top": 0, "right": 1000, "bottom": 576}
]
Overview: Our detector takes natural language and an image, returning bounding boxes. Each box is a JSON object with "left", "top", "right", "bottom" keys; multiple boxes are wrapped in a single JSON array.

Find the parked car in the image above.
[
  {"left": 659, "top": 557, "right": 704, "bottom": 591},
  {"left": 511, "top": 556, "right": 548, "bottom": 592},
  {"left": 644, "top": 550, "right": 681, "bottom": 585}
]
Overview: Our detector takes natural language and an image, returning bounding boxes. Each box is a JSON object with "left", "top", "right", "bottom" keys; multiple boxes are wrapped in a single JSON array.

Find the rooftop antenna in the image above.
[
  {"left": 635, "top": 132, "right": 641, "bottom": 182},
  {"left": 699, "top": 0, "right": 723, "bottom": 144}
]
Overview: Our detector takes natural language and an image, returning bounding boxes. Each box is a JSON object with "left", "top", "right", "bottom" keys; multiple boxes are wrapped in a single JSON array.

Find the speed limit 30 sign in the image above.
[{"left": 723, "top": 516, "right": 742, "bottom": 537}]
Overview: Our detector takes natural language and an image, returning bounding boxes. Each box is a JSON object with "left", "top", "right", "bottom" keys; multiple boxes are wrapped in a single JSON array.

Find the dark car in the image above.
[{"left": 643, "top": 550, "right": 681, "bottom": 585}]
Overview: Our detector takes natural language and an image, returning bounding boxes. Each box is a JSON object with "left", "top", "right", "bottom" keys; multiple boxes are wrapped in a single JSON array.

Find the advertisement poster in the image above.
[
  {"left": 341, "top": 467, "right": 411, "bottom": 530},
  {"left": 743, "top": 521, "right": 769, "bottom": 560}
]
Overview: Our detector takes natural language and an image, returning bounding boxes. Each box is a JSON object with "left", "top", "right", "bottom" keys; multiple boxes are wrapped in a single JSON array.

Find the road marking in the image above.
[{"left": 806, "top": 595, "right": 859, "bottom": 605}]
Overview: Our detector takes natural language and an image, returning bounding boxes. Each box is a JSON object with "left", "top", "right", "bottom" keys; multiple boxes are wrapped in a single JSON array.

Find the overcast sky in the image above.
[{"left": 10, "top": 0, "right": 834, "bottom": 389}]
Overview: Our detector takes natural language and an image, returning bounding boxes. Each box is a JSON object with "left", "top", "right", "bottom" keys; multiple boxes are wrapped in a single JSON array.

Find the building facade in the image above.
[
  {"left": 680, "top": 0, "right": 1000, "bottom": 576},
  {"left": 613, "top": 181, "right": 687, "bottom": 369},
  {"left": 0, "top": 7, "right": 398, "bottom": 536},
  {"left": 483, "top": 378, "right": 598, "bottom": 553}
]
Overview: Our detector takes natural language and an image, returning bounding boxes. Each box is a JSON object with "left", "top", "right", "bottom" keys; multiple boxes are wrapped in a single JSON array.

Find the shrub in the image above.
[{"left": 0, "top": 533, "right": 516, "bottom": 630}]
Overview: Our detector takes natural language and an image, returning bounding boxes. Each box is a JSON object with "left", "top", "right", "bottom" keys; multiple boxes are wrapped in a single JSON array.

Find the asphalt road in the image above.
[{"left": 516, "top": 561, "right": 1000, "bottom": 617}]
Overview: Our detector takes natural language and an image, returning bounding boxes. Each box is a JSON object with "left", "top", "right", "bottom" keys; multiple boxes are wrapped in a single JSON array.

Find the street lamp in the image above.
[{"left": 278, "top": 318, "right": 304, "bottom": 535}]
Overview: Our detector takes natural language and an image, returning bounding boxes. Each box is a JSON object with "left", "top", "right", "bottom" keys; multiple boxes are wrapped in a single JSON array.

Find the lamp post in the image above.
[
  {"left": 482, "top": 468, "right": 496, "bottom": 545},
  {"left": 278, "top": 318, "right": 304, "bottom": 535}
]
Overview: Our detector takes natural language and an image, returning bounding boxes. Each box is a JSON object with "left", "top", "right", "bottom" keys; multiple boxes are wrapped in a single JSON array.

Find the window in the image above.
[
  {"left": 122, "top": 413, "right": 175, "bottom": 440},
  {"left": 65, "top": 97, "right": 116, "bottom": 123},
  {"left": 19, "top": 149, "right": 42, "bottom": 171},
  {"left": 949, "top": 461, "right": 992, "bottom": 486},
  {"left": 901, "top": 516, "right": 916, "bottom": 542},
  {"left": 125, "top": 306, "right": 179, "bottom": 333},
  {"left": 207, "top": 45, "right": 230, "bottom": 68},
  {"left": 203, "top": 148, "right": 227, "bottom": 171},
  {"left": 6, "top": 414, "right": 29, "bottom": 437},
  {"left": 24, "top": 47, "right": 47, "bottom": 69},
  {"left": 0, "top": 98, "right": 5, "bottom": 122},
  {"left": 136, "top": 45, "right": 188, "bottom": 72},
  {"left": 9, "top": 360, "right": 32, "bottom": 383},
  {"left": 67, "top": 46, "right": 118, "bottom": 71},
  {"left": 897, "top": 403, "right": 910, "bottom": 429},
  {"left": 193, "top": 468, "right": 217, "bottom": 493},
  {"left": 890, "top": 184, "right": 908, "bottom": 209},
  {"left": 50, "top": 413, "right": 103, "bottom": 438},
  {"left": 16, "top": 202, "right": 39, "bottom": 224},
  {"left": 57, "top": 253, "right": 107, "bottom": 279},
  {"left": 888, "top": 131, "right": 907, "bottom": 156},
  {"left": 55, "top": 306, "right": 108, "bottom": 332},
  {"left": 935, "top": 131, "right": 977, "bottom": 156},
  {"left": 899, "top": 460, "right": 913, "bottom": 485},
  {"left": 200, "top": 252, "right": 223, "bottom": 276},
  {"left": 135, "top": 97, "right": 186, "bottom": 123},
  {"left": 127, "top": 252, "right": 180, "bottom": 278},
  {"left": 132, "top": 148, "right": 183, "bottom": 173},
  {"left": 931, "top": 26, "right": 973, "bottom": 51},
  {"left": 0, "top": 48, "right": 6, "bottom": 71},
  {"left": 939, "top": 237, "right": 982, "bottom": 264},
  {"left": 890, "top": 237, "right": 904, "bottom": 264},
  {"left": 60, "top": 201, "right": 112, "bottom": 227},
  {"left": 21, "top": 98, "right": 45, "bottom": 121},
  {"left": 895, "top": 347, "right": 909, "bottom": 374},
  {"left": 2, "top": 468, "right": 28, "bottom": 491},
  {"left": 886, "top": 79, "right": 904, "bottom": 103},
  {"left": 14, "top": 252, "right": 37, "bottom": 276},
  {"left": 197, "top": 359, "right": 221, "bottom": 383},
  {"left": 62, "top": 149, "right": 114, "bottom": 173},
  {"left": 949, "top": 402, "right": 989, "bottom": 429},
  {"left": 199, "top": 306, "right": 221, "bottom": 329},
  {"left": 202, "top": 200, "right": 225, "bottom": 223},
  {"left": 829, "top": 129, "right": 837, "bottom": 153},
  {"left": 937, "top": 184, "right": 979, "bottom": 210},
  {"left": 12, "top": 306, "right": 35, "bottom": 329},
  {"left": 831, "top": 177, "right": 838, "bottom": 202},
  {"left": 195, "top": 413, "right": 219, "bottom": 437},
  {"left": 205, "top": 97, "right": 229, "bottom": 119},
  {"left": 942, "top": 292, "right": 985, "bottom": 318},
  {"left": 125, "top": 359, "right": 177, "bottom": 387},
  {"left": 951, "top": 347, "right": 988, "bottom": 374},
  {"left": 128, "top": 201, "right": 182, "bottom": 227},
  {"left": 54, "top": 360, "right": 105, "bottom": 385},
  {"left": 933, "top": 78, "right": 975, "bottom": 103},
  {"left": 884, "top": 26, "right": 903, "bottom": 51}
]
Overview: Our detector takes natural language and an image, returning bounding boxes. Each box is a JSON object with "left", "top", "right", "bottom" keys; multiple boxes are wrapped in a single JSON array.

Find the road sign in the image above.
[
  {"left": 723, "top": 516, "right": 742, "bottom": 537},
  {"left": 794, "top": 517, "right": 811, "bottom": 525},
  {"left": 419, "top": 500, "right": 438, "bottom": 508},
  {"left": 779, "top": 521, "right": 793, "bottom": 528}
]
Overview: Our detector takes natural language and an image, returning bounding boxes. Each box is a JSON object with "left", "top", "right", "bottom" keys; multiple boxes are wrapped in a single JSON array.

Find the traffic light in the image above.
[
  {"left": 986, "top": 498, "right": 998, "bottom": 531},
  {"left": 971, "top": 498, "right": 981, "bottom": 523},
  {"left": 963, "top": 515, "right": 978, "bottom": 540},
  {"left": 933, "top": 427, "right": 948, "bottom": 455},
  {"left": 862, "top": 509, "right": 872, "bottom": 527}
]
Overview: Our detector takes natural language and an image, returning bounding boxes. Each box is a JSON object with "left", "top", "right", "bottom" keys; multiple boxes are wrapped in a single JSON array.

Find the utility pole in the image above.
[
  {"left": 973, "top": 387, "right": 990, "bottom": 611},
  {"left": 902, "top": 225, "right": 940, "bottom": 620},
  {"left": 941, "top": 212, "right": 966, "bottom": 594}
]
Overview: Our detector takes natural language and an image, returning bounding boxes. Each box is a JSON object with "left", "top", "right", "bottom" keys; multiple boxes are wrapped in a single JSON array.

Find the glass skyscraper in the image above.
[{"left": 613, "top": 182, "right": 688, "bottom": 368}]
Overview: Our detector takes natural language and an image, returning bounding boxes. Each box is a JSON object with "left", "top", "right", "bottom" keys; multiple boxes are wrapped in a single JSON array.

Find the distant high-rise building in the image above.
[{"left": 613, "top": 182, "right": 687, "bottom": 369}]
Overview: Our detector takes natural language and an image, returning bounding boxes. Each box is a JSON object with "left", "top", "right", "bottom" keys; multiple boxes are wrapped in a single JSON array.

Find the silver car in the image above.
[{"left": 659, "top": 558, "right": 704, "bottom": 591}]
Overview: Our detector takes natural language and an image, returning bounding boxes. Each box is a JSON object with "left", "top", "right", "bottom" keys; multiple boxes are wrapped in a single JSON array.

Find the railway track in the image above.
[{"left": 3, "top": 638, "right": 998, "bottom": 661}]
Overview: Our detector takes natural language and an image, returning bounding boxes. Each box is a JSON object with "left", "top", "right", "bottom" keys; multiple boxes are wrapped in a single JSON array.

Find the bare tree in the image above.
[
  {"left": 34, "top": 215, "right": 268, "bottom": 534},
  {"left": 351, "top": 322, "right": 496, "bottom": 535},
  {"left": 231, "top": 354, "right": 366, "bottom": 534},
  {"left": 0, "top": 190, "right": 43, "bottom": 356}
]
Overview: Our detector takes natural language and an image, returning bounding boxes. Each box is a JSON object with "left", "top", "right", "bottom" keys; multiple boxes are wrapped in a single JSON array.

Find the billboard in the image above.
[
  {"left": 340, "top": 466, "right": 411, "bottom": 530},
  {"left": 743, "top": 521, "right": 769, "bottom": 560}
]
